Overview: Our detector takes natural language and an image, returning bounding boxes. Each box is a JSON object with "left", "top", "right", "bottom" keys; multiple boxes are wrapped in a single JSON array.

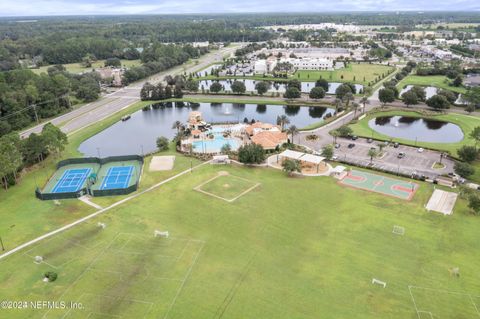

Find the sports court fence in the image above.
[
  {"left": 56, "top": 155, "right": 144, "bottom": 169},
  {"left": 335, "top": 155, "right": 430, "bottom": 181},
  {"left": 36, "top": 155, "right": 144, "bottom": 200},
  {"left": 35, "top": 187, "right": 88, "bottom": 200}
]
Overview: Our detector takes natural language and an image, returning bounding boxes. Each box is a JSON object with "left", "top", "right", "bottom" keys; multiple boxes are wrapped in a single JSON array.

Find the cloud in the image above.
[{"left": 0, "top": 0, "right": 479, "bottom": 16}]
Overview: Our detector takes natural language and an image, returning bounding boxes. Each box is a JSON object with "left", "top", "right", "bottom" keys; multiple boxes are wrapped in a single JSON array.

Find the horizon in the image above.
[{"left": 0, "top": 0, "right": 479, "bottom": 18}]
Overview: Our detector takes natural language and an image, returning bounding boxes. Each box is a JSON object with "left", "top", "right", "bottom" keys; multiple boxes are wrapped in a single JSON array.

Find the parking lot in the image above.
[{"left": 333, "top": 137, "right": 454, "bottom": 178}]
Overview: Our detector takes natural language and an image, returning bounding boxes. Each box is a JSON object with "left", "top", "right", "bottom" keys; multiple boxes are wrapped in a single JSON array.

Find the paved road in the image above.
[{"left": 20, "top": 45, "right": 239, "bottom": 137}]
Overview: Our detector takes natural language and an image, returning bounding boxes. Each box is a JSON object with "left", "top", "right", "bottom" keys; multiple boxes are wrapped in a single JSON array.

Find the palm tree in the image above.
[
  {"left": 287, "top": 125, "right": 298, "bottom": 144},
  {"left": 276, "top": 115, "right": 290, "bottom": 131},
  {"left": 334, "top": 98, "right": 343, "bottom": 113},
  {"left": 342, "top": 92, "right": 354, "bottom": 108},
  {"left": 360, "top": 96, "right": 369, "bottom": 113},
  {"left": 352, "top": 102, "right": 360, "bottom": 119},
  {"left": 377, "top": 143, "right": 385, "bottom": 154},
  {"left": 331, "top": 130, "right": 340, "bottom": 144},
  {"left": 368, "top": 148, "right": 378, "bottom": 163},
  {"left": 172, "top": 120, "right": 182, "bottom": 133}
]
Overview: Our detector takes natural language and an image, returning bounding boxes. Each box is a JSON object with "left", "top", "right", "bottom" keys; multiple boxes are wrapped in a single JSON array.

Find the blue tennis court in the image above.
[
  {"left": 52, "top": 168, "right": 92, "bottom": 193},
  {"left": 100, "top": 166, "right": 134, "bottom": 190}
]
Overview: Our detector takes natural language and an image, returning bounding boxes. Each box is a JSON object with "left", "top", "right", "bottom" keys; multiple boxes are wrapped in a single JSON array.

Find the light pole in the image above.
[
  {"left": 0, "top": 236, "right": 5, "bottom": 251},
  {"left": 96, "top": 147, "right": 101, "bottom": 158}
]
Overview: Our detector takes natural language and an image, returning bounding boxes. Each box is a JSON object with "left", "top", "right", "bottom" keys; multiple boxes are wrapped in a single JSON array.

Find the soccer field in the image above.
[{"left": 0, "top": 164, "right": 479, "bottom": 318}]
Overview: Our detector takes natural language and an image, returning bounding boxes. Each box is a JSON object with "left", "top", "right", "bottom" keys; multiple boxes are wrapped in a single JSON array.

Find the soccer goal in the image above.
[
  {"left": 372, "top": 278, "right": 387, "bottom": 288},
  {"left": 154, "top": 230, "right": 169, "bottom": 238},
  {"left": 392, "top": 225, "right": 405, "bottom": 235}
]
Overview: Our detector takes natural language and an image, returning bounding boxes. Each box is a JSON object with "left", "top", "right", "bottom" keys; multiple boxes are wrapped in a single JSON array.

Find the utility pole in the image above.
[
  {"left": 65, "top": 94, "right": 71, "bottom": 108},
  {"left": 32, "top": 104, "right": 39, "bottom": 124},
  {"left": 0, "top": 236, "right": 5, "bottom": 251}
]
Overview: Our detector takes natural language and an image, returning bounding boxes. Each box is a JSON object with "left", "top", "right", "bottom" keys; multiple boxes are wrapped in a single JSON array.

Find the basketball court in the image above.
[{"left": 339, "top": 170, "right": 418, "bottom": 200}]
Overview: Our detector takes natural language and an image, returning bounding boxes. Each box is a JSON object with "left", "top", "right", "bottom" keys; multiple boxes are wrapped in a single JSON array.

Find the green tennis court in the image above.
[{"left": 339, "top": 170, "right": 418, "bottom": 200}]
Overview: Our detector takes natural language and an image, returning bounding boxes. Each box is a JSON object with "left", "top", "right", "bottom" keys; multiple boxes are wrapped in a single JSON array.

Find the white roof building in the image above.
[
  {"left": 254, "top": 59, "right": 278, "bottom": 74},
  {"left": 287, "top": 57, "right": 333, "bottom": 70}
]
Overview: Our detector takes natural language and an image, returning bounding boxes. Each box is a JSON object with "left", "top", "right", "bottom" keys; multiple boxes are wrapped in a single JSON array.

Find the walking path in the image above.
[{"left": 0, "top": 161, "right": 210, "bottom": 261}]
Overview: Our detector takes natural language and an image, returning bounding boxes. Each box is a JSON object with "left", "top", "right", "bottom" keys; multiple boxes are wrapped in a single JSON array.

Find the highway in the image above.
[{"left": 20, "top": 44, "right": 239, "bottom": 137}]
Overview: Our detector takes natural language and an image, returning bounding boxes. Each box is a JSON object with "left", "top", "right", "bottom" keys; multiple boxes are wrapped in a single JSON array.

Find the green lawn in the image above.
[
  {"left": 1, "top": 163, "right": 479, "bottom": 318},
  {"left": 293, "top": 63, "right": 395, "bottom": 85},
  {"left": 195, "top": 173, "right": 259, "bottom": 201},
  {"left": 30, "top": 59, "right": 142, "bottom": 75},
  {"left": 349, "top": 109, "right": 480, "bottom": 157},
  {"left": 397, "top": 75, "right": 467, "bottom": 94},
  {"left": 199, "top": 63, "right": 395, "bottom": 86}
]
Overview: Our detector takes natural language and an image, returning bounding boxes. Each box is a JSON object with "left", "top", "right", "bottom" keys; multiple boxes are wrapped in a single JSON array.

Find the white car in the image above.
[{"left": 417, "top": 148, "right": 424, "bottom": 153}]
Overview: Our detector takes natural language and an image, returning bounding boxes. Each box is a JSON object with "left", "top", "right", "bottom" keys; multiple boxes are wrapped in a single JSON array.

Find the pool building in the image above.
[{"left": 182, "top": 112, "right": 288, "bottom": 154}]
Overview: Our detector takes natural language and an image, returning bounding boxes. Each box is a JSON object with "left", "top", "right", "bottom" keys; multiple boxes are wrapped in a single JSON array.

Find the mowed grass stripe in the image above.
[{"left": 0, "top": 164, "right": 479, "bottom": 318}]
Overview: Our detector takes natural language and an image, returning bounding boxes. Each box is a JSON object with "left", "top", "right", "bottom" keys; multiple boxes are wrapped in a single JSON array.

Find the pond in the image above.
[
  {"left": 368, "top": 115, "right": 464, "bottom": 143},
  {"left": 399, "top": 85, "right": 438, "bottom": 99},
  {"left": 198, "top": 79, "right": 363, "bottom": 94},
  {"left": 78, "top": 102, "right": 335, "bottom": 157}
]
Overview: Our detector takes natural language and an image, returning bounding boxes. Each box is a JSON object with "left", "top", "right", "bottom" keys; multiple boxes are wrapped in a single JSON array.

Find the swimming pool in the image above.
[{"left": 192, "top": 136, "right": 241, "bottom": 153}]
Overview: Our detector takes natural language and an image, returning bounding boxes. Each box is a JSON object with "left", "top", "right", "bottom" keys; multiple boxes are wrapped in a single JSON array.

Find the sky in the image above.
[{"left": 0, "top": 0, "right": 479, "bottom": 17}]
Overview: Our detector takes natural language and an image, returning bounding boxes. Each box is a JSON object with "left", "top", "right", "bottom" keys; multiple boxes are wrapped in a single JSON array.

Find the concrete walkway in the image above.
[
  {"left": 78, "top": 195, "right": 103, "bottom": 210},
  {"left": 0, "top": 160, "right": 210, "bottom": 261}
]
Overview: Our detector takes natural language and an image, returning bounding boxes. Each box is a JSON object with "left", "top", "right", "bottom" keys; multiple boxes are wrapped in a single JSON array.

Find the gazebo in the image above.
[
  {"left": 297, "top": 153, "right": 326, "bottom": 173},
  {"left": 277, "top": 150, "right": 326, "bottom": 173}
]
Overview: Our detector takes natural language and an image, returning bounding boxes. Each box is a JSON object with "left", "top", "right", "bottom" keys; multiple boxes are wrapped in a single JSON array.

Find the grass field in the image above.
[
  {"left": 1, "top": 163, "right": 479, "bottom": 318},
  {"left": 293, "top": 63, "right": 395, "bottom": 85},
  {"left": 199, "top": 63, "right": 394, "bottom": 86},
  {"left": 30, "top": 59, "right": 142, "bottom": 75},
  {"left": 397, "top": 75, "right": 467, "bottom": 94},
  {"left": 348, "top": 110, "right": 480, "bottom": 157}
]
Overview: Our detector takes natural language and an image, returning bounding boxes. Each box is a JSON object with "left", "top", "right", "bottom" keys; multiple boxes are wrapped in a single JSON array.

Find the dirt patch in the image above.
[{"left": 149, "top": 156, "right": 175, "bottom": 171}]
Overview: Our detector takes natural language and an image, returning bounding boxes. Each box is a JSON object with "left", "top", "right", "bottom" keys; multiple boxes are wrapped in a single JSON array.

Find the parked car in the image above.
[
  {"left": 332, "top": 155, "right": 339, "bottom": 161},
  {"left": 335, "top": 143, "right": 341, "bottom": 149},
  {"left": 348, "top": 143, "right": 355, "bottom": 149},
  {"left": 367, "top": 138, "right": 373, "bottom": 143},
  {"left": 393, "top": 142, "right": 399, "bottom": 148},
  {"left": 351, "top": 135, "right": 358, "bottom": 140},
  {"left": 417, "top": 148, "right": 424, "bottom": 153},
  {"left": 397, "top": 152, "right": 406, "bottom": 159}
]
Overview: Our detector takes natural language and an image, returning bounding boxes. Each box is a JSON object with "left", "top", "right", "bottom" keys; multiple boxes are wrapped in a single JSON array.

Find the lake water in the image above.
[
  {"left": 399, "top": 85, "right": 438, "bottom": 99},
  {"left": 368, "top": 115, "right": 464, "bottom": 143},
  {"left": 199, "top": 79, "right": 363, "bottom": 94},
  {"left": 78, "top": 102, "right": 335, "bottom": 157}
]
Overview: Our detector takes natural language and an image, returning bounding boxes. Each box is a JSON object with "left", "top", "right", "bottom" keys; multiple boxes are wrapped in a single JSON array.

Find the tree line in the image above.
[
  {"left": 0, "top": 67, "right": 101, "bottom": 136},
  {"left": 123, "top": 44, "right": 208, "bottom": 85},
  {"left": 0, "top": 123, "right": 67, "bottom": 190}
]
